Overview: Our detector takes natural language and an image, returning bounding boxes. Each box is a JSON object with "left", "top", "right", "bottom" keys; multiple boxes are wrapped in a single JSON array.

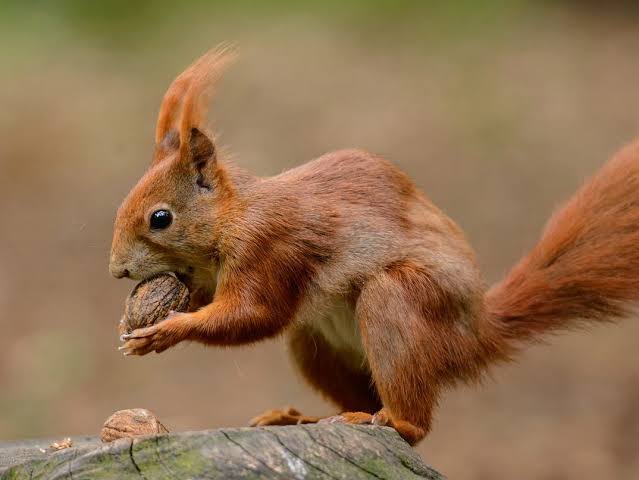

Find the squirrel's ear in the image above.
[
  {"left": 152, "top": 129, "right": 180, "bottom": 164},
  {"left": 152, "top": 45, "right": 236, "bottom": 166},
  {"left": 151, "top": 45, "right": 235, "bottom": 170},
  {"left": 187, "top": 128, "right": 215, "bottom": 166},
  {"left": 177, "top": 46, "right": 236, "bottom": 160}
]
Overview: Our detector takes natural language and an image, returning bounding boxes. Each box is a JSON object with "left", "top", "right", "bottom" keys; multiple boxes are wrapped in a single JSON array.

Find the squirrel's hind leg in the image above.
[
  {"left": 248, "top": 323, "right": 381, "bottom": 428},
  {"left": 354, "top": 259, "right": 487, "bottom": 445}
]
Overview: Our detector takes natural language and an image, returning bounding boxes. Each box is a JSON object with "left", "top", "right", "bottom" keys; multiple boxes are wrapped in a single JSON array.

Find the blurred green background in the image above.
[{"left": 1, "top": 1, "right": 639, "bottom": 478}]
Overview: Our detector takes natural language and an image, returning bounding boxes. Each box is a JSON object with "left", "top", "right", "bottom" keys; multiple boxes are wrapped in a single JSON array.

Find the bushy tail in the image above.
[{"left": 486, "top": 139, "right": 639, "bottom": 345}]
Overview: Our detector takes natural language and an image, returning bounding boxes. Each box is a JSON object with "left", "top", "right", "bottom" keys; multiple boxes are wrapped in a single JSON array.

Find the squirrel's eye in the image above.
[{"left": 150, "top": 209, "right": 173, "bottom": 230}]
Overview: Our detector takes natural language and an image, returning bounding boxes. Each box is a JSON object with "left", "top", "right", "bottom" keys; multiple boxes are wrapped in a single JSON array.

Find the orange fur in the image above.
[
  {"left": 154, "top": 45, "right": 237, "bottom": 158},
  {"left": 487, "top": 140, "right": 639, "bottom": 342},
  {"left": 111, "top": 46, "right": 639, "bottom": 445}
]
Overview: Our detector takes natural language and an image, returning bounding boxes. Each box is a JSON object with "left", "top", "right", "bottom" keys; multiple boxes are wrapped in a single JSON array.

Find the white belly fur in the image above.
[{"left": 298, "top": 295, "right": 367, "bottom": 370}]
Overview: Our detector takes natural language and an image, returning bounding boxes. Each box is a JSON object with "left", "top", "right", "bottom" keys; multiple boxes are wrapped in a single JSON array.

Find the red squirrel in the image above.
[{"left": 111, "top": 46, "right": 639, "bottom": 445}]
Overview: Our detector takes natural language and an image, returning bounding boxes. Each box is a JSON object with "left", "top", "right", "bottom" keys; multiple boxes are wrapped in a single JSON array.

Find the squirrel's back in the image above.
[{"left": 245, "top": 148, "right": 482, "bottom": 288}]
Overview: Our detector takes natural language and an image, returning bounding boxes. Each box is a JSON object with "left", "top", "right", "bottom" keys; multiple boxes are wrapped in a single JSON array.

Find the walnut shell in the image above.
[
  {"left": 121, "top": 273, "right": 190, "bottom": 333},
  {"left": 100, "top": 408, "right": 169, "bottom": 443}
]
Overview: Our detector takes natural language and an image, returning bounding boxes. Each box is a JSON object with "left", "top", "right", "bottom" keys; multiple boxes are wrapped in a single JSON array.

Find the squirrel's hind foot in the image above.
[
  {"left": 321, "top": 409, "right": 425, "bottom": 445},
  {"left": 248, "top": 407, "right": 321, "bottom": 427}
]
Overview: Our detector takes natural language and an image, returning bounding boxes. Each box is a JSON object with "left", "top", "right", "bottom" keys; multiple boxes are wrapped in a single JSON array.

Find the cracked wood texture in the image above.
[{"left": 0, "top": 424, "right": 444, "bottom": 479}]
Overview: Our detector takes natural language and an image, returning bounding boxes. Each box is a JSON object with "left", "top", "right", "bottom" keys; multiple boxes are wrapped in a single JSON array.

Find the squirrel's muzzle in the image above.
[{"left": 109, "top": 260, "right": 131, "bottom": 279}]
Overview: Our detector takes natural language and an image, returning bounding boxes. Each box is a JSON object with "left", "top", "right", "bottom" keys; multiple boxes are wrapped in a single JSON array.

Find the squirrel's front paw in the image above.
[{"left": 119, "top": 312, "right": 192, "bottom": 356}]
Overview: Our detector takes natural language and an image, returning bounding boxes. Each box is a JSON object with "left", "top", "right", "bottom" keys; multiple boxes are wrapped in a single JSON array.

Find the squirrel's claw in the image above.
[
  {"left": 119, "top": 324, "right": 162, "bottom": 356},
  {"left": 121, "top": 324, "right": 159, "bottom": 340},
  {"left": 119, "top": 312, "right": 193, "bottom": 356}
]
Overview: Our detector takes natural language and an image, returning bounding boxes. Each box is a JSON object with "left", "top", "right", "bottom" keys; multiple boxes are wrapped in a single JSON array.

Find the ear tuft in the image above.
[
  {"left": 152, "top": 44, "right": 235, "bottom": 169},
  {"left": 177, "top": 45, "right": 237, "bottom": 159},
  {"left": 189, "top": 128, "right": 215, "bottom": 166}
]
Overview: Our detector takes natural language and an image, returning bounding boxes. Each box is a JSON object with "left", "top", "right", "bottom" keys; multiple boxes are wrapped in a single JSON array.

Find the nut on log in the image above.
[
  {"left": 100, "top": 408, "right": 169, "bottom": 442},
  {"left": 121, "top": 273, "right": 190, "bottom": 333}
]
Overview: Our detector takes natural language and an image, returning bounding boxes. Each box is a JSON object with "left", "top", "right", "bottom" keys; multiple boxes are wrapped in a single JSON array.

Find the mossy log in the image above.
[{"left": 0, "top": 424, "right": 444, "bottom": 479}]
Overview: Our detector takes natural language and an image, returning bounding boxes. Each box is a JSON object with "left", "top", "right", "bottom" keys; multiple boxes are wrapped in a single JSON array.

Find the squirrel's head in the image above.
[{"left": 109, "top": 46, "right": 237, "bottom": 281}]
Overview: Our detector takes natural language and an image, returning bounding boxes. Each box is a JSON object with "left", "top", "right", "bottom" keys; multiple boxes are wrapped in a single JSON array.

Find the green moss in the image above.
[{"left": 0, "top": 465, "right": 28, "bottom": 480}]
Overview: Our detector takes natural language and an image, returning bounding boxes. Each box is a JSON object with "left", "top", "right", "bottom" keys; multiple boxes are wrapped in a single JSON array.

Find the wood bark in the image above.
[{"left": 0, "top": 424, "right": 444, "bottom": 479}]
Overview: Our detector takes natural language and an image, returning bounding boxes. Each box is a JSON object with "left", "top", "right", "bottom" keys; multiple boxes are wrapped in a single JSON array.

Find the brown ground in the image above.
[{"left": 1, "top": 3, "right": 638, "bottom": 479}]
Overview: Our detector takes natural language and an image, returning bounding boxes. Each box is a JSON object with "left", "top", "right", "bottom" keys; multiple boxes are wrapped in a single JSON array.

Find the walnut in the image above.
[
  {"left": 120, "top": 273, "right": 190, "bottom": 334},
  {"left": 100, "top": 408, "right": 169, "bottom": 443}
]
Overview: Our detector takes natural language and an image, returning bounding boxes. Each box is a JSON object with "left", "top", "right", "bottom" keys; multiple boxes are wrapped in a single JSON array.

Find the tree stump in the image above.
[{"left": 0, "top": 424, "right": 444, "bottom": 479}]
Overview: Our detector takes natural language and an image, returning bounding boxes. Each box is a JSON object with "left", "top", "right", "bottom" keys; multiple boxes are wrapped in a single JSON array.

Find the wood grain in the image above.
[{"left": 0, "top": 424, "right": 444, "bottom": 479}]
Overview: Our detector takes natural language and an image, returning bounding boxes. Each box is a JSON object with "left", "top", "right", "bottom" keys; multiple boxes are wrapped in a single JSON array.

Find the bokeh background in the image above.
[{"left": 2, "top": 1, "right": 639, "bottom": 478}]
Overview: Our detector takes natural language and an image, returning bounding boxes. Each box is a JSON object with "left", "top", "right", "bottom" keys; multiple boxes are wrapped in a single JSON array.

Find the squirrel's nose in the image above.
[
  {"left": 113, "top": 268, "right": 130, "bottom": 279},
  {"left": 109, "top": 262, "right": 130, "bottom": 279}
]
